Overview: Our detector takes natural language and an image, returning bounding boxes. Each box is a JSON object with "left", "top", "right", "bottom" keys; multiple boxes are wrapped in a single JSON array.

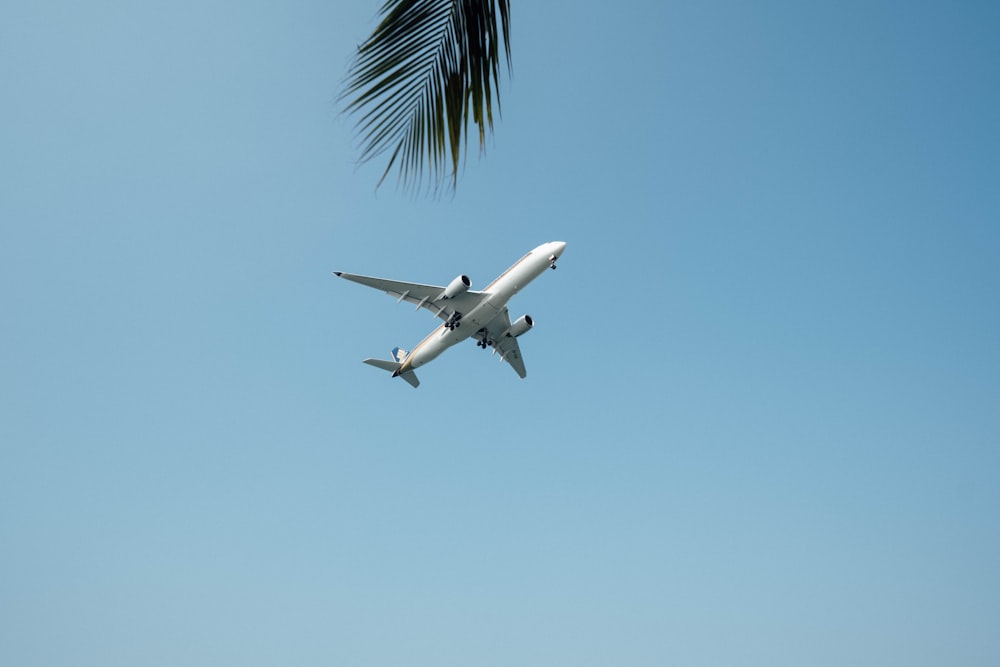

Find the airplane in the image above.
[{"left": 333, "top": 241, "right": 567, "bottom": 388}]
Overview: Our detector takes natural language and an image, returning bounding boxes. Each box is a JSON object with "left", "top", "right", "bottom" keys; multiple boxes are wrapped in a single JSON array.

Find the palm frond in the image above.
[{"left": 342, "top": 0, "right": 511, "bottom": 194}]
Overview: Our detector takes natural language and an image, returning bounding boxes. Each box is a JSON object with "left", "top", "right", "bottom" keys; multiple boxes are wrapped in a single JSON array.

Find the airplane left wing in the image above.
[
  {"left": 481, "top": 308, "right": 528, "bottom": 378},
  {"left": 333, "top": 272, "right": 488, "bottom": 323}
]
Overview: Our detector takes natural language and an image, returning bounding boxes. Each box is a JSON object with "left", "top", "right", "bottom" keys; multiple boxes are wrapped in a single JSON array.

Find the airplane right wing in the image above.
[
  {"left": 333, "top": 272, "right": 488, "bottom": 324},
  {"left": 481, "top": 308, "right": 527, "bottom": 378}
]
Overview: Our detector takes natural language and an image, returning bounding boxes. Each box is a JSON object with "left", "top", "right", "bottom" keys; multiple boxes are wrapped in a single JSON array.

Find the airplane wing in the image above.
[
  {"left": 334, "top": 272, "right": 488, "bottom": 323},
  {"left": 480, "top": 308, "right": 527, "bottom": 378}
]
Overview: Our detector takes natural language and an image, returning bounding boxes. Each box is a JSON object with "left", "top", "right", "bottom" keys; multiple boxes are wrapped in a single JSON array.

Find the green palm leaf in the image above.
[{"left": 342, "top": 0, "right": 511, "bottom": 193}]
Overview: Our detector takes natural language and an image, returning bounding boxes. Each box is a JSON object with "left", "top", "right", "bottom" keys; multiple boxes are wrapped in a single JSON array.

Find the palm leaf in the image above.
[{"left": 342, "top": 0, "right": 511, "bottom": 193}]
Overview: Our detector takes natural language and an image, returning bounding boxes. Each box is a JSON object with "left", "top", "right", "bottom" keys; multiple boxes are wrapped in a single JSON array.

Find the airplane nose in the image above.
[{"left": 553, "top": 241, "right": 567, "bottom": 256}]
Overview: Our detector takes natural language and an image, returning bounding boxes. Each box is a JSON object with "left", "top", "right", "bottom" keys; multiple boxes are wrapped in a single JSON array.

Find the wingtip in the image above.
[{"left": 332, "top": 271, "right": 342, "bottom": 277}]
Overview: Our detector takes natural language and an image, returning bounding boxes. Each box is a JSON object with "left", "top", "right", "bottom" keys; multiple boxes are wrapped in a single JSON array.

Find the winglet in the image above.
[{"left": 332, "top": 271, "right": 342, "bottom": 277}]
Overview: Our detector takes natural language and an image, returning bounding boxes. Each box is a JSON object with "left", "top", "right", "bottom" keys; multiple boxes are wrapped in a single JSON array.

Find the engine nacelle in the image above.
[
  {"left": 440, "top": 274, "right": 471, "bottom": 300},
  {"left": 506, "top": 314, "right": 534, "bottom": 338}
]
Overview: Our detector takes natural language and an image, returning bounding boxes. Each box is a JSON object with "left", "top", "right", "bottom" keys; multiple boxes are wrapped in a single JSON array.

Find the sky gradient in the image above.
[{"left": 2, "top": 1, "right": 999, "bottom": 665}]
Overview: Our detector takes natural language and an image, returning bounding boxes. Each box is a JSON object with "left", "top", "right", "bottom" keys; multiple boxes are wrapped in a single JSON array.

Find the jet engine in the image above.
[
  {"left": 440, "top": 274, "right": 471, "bottom": 300},
  {"left": 506, "top": 314, "right": 534, "bottom": 337}
]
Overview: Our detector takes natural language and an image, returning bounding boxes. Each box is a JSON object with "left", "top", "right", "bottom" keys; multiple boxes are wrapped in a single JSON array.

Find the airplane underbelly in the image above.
[
  {"left": 465, "top": 299, "right": 502, "bottom": 329},
  {"left": 411, "top": 325, "right": 463, "bottom": 368},
  {"left": 409, "top": 299, "right": 501, "bottom": 369}
]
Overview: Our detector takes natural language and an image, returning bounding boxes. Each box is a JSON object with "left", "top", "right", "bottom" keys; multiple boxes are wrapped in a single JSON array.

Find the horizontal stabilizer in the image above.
[
  {"left": 362, "top": 358, "right": 420, "bottom": 388},
  {"left": 363, "top": 358, "right": 399, "bottom": 372},
  {"left": 398, "top": 371, "right": 420, "bottom": 388}
]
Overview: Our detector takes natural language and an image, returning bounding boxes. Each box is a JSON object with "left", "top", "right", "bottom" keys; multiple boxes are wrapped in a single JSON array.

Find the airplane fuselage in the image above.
[{"left": 398, "top": 241, "right": 566, "bottom": 375}]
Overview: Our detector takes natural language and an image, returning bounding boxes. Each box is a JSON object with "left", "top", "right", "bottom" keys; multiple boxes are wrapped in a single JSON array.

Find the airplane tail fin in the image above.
[{"left": 363, "top": 351, "right": 420, "bottom": 388}]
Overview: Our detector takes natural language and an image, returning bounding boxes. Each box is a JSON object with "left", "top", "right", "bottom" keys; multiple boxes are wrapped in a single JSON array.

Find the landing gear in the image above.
[
  {"left": 444, "top": 312, "right": 463, "bottom": 330},
  {"left": 476, "top": 329, "right": 493, "bottom": 348},
  {"left": 549, "top": 253, "right": 558, "bottom": 270}
]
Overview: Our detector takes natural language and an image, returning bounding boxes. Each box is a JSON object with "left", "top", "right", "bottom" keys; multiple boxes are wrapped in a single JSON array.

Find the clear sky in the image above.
[{"left": 2, "top": 1, "right": 998, "bottom": 665}]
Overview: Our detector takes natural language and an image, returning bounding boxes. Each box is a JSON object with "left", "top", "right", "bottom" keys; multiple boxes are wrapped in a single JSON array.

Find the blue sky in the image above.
[{"left": 2, "top": 1, "right": 998, "bottom": 665}]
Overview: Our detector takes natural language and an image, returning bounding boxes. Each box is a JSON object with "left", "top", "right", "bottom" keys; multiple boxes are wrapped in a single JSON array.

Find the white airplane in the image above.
[{"left": 333, "top": 241, "right": 567, "bottom": 388}]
